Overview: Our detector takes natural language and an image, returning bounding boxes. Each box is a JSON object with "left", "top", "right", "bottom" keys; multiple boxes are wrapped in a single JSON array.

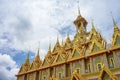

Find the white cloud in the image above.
[
  {"left": 0, "top": 53, "right": 19, "bottom": 80},
  {"left": 0, "top": 0, "right": 120, "bottom": 59},
  {"left": 0, "top": 0, "right": 120, "bottom": 79}
]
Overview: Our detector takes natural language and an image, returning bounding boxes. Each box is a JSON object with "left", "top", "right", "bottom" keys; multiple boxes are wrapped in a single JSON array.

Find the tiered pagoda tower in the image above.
[{"left": 16, "top": 7, "right": 120, "bottom": 80}]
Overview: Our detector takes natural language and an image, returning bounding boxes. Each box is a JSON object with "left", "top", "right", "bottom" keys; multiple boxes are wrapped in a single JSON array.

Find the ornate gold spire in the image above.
[
  {"left": 78, "top": 1, "right": 81, "bottom": 16},
  {"left": 62, "top": 38, "right": 64, "bottom": 45},
  {"left": 52, "top": 37, "right": 61, "bottom": 53},
  {"left": 48, "top": 42, "right": 51, "bottom": 51},
  {"left": 112, "top": 16, "right": 119, "bottom": 32},
  {"left": 34, "top": 42, "right": 41, "bottom": 61},
  {"left": 36, "top": 48, "right": 40, "bottom": 60},
  {"left": 47, "top": 42, "right": 52, "bottom": 55},
  {"left": 66, "top": 34, "right": 71, "bottom": 43},
  {"left": 91, "top": 21, "right": 97, "bottom": 33},
  {"left": 30, "top": 48, "right": 42, "bottom": 70},
  {"left": 92, "top": 22, "right": 95, "bottom": 30},
  {"left": 23, "top": 52, "right": 31, "bottom": 72},
  {"left": 56, "top": 36, "right": 60, "bottom": 46},
  {"left": 24, "top": 52, "right": 30, "bottom": 65},
  {"left": 74, "top": 3, "right": 87, "bottom": 33}
]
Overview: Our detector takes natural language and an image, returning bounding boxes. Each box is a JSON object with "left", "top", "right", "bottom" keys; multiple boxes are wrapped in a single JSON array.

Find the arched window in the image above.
[
  {"left": 76, "top": 68, "right": 80, "bottom": 74},
  {"left": 59, "top": 72, "right": 62, "bottom": 79},
  {"left": 109, "top": 58, "right": 115, "bottom": 68},
  {"left": 97, "top": 63, "right": 102, "bottom": 71}
]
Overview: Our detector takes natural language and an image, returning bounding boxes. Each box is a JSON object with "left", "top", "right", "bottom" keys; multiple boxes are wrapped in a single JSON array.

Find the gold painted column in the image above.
[
  {"left": 39, "top": 71, "right": 41, "bottom": 80},
  {"left": 64, "top": 64, "right": 66, "bottom": 78},
  {"left": 113, "top": 51, "right": 119, "bottom": 68},
  {"left": 53, "top": 67, "right": 56, "bottom": 78},
  {"left": 70, "top": 63, "right": 73, "bottom": 76},
  {"left": 103, "top": 53, "right": 109, "bottom": 68},
  {"left": 90, "top": 57, "right": 94, "bottom": 73},
  {"left": 81, "top": 59, "right": 85, "bottom": 74}
]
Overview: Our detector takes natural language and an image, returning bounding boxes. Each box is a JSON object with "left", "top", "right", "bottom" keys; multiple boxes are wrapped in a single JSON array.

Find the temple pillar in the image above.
[
  {"left": 70, "top": 63, "right": 73, "bottom": 76},
  {"left": 63, "top": 64, "right": 66, "bottom": 78},
  {"left": 113, "top": 51, "right": 119, "bottom": 68},
  {"left": 90, "top": 57, "right": 94, "bottom": 73},
  {"left": 81, "top": 59, "right": 85, "bottom": 74},
  {"left": 39, "top": 71, "right": 41, "bottom": 80},
  {"left": 53, "top": 67, "right": 56, "bottom": 77},
  {"left": 103, "top": 53, "right": 109, "bottom": 68}
]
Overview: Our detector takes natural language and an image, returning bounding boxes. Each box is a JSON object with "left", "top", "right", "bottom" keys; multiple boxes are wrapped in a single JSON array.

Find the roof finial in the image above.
[
  {"left": 38, "top": 41, "right": 40, "bottom": 52},
  {"left": 67, "top": 33, "right": 69, "bottom": 37},
  {"left": 57, "top": 34, "right": 59, "bottom": 42},
  {"left": 27, "top": 46, "right": 30, "bottom": 59},
  {"left": 92, "top": 19, "right": 95, "bottom": 30},
  {"left": 77, "top": 1, "right": 81, "bottom": 16},
  {"left": 62, "top": 37, "right": 64, "bottom": 45},
  {"left": 48, "top": 39, "right": 51, "bottom": 51},
  {"left": 110, "top": 12, "right": 119, "bottom": 31},
  {"left": 111, "top": 12, "right": 116, "bottom": 26},
  {"left": 36, "top": 41, "right": 40, "bottom": 57},
  {"left": 27, "top": 51, "right": 30, "bottom": 60},
  {"left": 25, "top": 49, "right": 30, "bottom": 64}
]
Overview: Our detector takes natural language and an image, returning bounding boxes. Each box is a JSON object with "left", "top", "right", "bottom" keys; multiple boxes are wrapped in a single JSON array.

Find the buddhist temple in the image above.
[{"left": 16, "top": 6, "right": 120, "bottom": 80}]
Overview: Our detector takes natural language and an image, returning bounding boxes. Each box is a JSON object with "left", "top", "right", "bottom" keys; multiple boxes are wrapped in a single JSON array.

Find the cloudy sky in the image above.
[{"left": 0, "top": 0, "right": 120, "bottom": 80}]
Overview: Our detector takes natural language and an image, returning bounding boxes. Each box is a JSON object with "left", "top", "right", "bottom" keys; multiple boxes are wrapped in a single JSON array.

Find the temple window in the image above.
[
  {"left": 66, "top": 64, "right": 70, "bottom": 77},
  {"left": 76, "top": 68, "right": 80, "bottom": 74},
  {"left": 85, "top": 59, "right": 91, "bottom": 73},
  {"left": 36, "top": 72, "right": 39, "bottom": 80},
  {"left": 88, "top": 64, "right": 91, "bottom": 73},
  {"left": 24, "top": 75, "right": 27, "bottom": 80},
  {"left": 43, "top": 76, "right": 46, "bottom": 80},
  {"left": 107, "top": 53, "right": 115, "bottom": 68},
  {"left": 50, "top": 68, "right": 53, "bottom": 77},
  {"left": 109, "top": 58, "right": 115, "bottom": 68},
  {"left": 59, "top": 72, "right": 62, "bottom": 79},
  {"left": 97, "top": 63, "right": 102, "bottom": 71}
]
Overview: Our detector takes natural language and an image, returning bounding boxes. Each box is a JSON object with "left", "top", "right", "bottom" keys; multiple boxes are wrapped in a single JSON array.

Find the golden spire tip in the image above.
[
  {"left": 77, "top": 1, "right": 81, "bottom": 16},
  {"left": 49, "top": 40, "right": 51, "bottom": 51}
]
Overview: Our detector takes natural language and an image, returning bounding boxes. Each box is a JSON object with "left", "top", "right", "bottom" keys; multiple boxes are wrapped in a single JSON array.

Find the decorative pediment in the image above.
[
  {"left": 19, "top": 64, "right": 25, "bottom": 73},
  {"left": 111, "top": 19, "right": 120, "bottom": 46},
  {"left": 71, "top": 46, "right": 83, "bottom": 58},
  {"left": 92, "top": 44, "right": 100, "bottom": 52},
  {"left": 29, "top": 60, "right": 39, "bottom": 70},
  {"left": 64, "top": 42, "right": 72, "bottom": 49},
  {"left": 90, "top": 40, "right": 104, "bottom": 53},
  {"left": 19, "top": 62, "right": 31, "bottom": 73},
  {"left": 88, "top": 22, "right": 101, "bottom": 41},
  {"left": 42, "top": 59, "right": 49, "bottom": 66},
  {"left": 19, "top": 54, "right": 31, "bottom": 73},
  {"left": 88, "top": 23, "right": 107, "bottom": 49},
  {"left": 52, "top": 39, "right": 61, "bottom": 53},
  {"left": 73, "top": 50, "right": 80, "bottom": 58},
  {"left": 64, "top": 35, "right": 72, "bottom": 49},
  {"left": 30, "top": 61, "right": 35, "bottom": 70},
  {"left": 99, "top": 64, "right": 118, "bottom": 80},
  {"left": 56, "top": 55, "right": 63, "bottom": 62},
  {"left": 112, "top": 34, "right": 120, "bottom": 46},
  {"left": 54, "top": 53, "right": 65, "bottom": 63},
  {"left": 42, "top": 49, "right": 54, "bottom": 67}
]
